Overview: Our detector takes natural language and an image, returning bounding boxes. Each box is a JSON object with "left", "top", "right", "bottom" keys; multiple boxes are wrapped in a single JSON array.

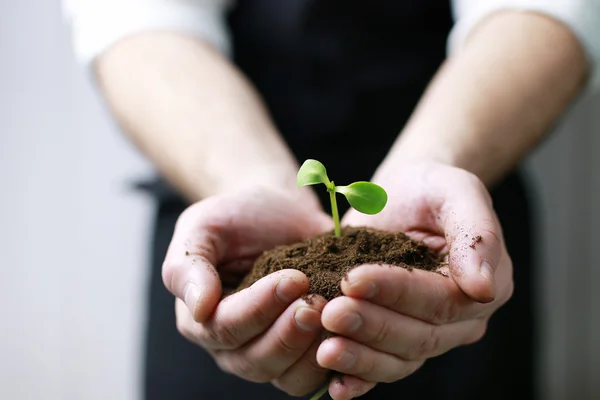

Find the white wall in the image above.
[
  {"left": 0, "top": 1, "right": 152, "bottom": 399},
  {"left": 0, "top": 0, "right": 597, "bottom": 399},
  {"left": 527, "top": 92, "right": 600, "bottom": 400}
]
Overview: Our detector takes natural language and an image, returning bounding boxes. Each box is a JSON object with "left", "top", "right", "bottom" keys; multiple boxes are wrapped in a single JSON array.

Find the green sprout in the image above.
[
  {"left": 297, "top": 159, "right": 388, "bottom": 237},
  {"left": 309, "top": 385, "right": 330, "bottom": 400}
]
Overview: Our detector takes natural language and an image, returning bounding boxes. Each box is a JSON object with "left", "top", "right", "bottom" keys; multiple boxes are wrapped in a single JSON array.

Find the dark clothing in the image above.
[
  {"left": 144, "top": 176, "right": 536, "bottom": 400},
  {"left": 230, "top": 0, "right": 454, "bottom": 186},
  {"left": 143, "top": 1, "right": 538, "bottom": 398}
]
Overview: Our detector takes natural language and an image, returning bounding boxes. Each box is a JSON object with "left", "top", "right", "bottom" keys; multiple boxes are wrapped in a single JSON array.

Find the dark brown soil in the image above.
[{"left": 237, "top": 227, "right": 444, "bottom": 301}]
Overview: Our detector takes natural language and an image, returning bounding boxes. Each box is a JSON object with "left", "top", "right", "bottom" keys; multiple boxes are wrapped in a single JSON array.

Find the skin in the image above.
[
  {"left": 321, "top": 162, "right": 511, "bottom": 397},
  {"left": 95, "top": 32, "right": 318, "bottom": 207},
  {"left": 318, "top": 11, "right": 588, "bottom": 398},
  {"left": 164, "top": 188, "right": 333, "bottom": 395},
  {"left": 96, "top": 9, "right": 588, "bottom": 400}
]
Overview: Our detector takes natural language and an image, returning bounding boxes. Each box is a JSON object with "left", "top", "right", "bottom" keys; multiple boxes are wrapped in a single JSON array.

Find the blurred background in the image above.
[{"left": 0, "top": 1, "right": 598, "bottom": 399}]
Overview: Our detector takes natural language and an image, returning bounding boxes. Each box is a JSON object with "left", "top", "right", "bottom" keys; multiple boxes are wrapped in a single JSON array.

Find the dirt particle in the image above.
[
  {"left": 301, "top": 293, "right": 316, "bottom": 305},
  {"left": 469, "top": 235, "right": 483, "bottom": 249},
  {"left": 205, "top": 263, "right": 218, "bottom": 278},
  {"left": 333, "top": 374, "right": 345, "bottom": 386},
  {"left": 185, "top": 251, "right": 190, "bottom": 256}
]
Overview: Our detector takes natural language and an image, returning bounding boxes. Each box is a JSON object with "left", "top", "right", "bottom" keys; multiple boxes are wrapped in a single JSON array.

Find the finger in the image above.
[
  {"left": 216, "top": 296, "right": 326, "bottom": 383},
  {"left": 163, "top": 191, "right": 333, "bottom": 323},
  {"left": 317, "top": 337, "right": 424, "bottom": 383},
  {"left": 342, "top": 165, "right": 504, "bottom": 303},
  {"left": 322, "top": 296, "right": 487, "bottom": 360},
  {"left": 272, "top": 331, "right": 329, "bottom": 396},
  {"left": 439, "top": 173, "right": 503, "bottom": 302},
  {"left": 328, "top": 376, "right": 376, "bottom": 400},
  {"left": 177, "top": 269, "right": 310, "bottom": 350},
  {"left": 342, "top": 264, "right": 488, "bottom": 324},
  {"left": 162, "top": 207, "right": 224, "bottom": 323},
  {"left": 201, "top": 190, "right": 334, "bottom": 264}
]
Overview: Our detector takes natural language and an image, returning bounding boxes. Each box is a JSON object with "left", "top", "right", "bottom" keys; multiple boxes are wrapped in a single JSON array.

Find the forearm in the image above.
[
  {"left": 376, "top": 11, "right": 589, "bottom": 186},
  {"left": 96, "top": 32, "right": 315, "bottom": 205}
]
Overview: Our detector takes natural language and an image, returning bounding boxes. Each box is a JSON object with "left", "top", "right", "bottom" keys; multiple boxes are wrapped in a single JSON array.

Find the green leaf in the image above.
[
  {"left": 297, "top": 159, "right": 331, "bottom": 187},
  {"left": 336, "top": 182, "right": 388, "bottom": 214}
]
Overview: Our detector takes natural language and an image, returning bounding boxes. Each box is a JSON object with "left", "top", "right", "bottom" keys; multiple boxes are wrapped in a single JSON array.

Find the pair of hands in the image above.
[{"left": 162, "top": 162, "right": 514, "bottom": 399}]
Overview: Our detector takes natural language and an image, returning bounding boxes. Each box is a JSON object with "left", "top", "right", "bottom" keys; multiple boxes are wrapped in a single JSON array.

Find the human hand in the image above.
[
  {"left": 316, "top": 162, "right": 514, "bottom": 399},
  {"left": 162, "top": 187, "right": 334, "bottom": 396}
]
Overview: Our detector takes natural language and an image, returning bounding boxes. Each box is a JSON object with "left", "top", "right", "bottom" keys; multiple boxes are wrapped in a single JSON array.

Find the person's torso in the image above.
[
  {"left": 142, "top": 1, "right": 457, "bottom": 201},
  {"left": 229, "top": 0, "right": 453, "bottom": 182}
]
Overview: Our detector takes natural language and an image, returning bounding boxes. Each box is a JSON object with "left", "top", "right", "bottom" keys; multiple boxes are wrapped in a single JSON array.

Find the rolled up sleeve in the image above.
[
  {"left": 62, "top": 0, "right": 232, "bottom": 65},
  {"left": 449, "top": 0, "right": 600, "bottom": 91}
]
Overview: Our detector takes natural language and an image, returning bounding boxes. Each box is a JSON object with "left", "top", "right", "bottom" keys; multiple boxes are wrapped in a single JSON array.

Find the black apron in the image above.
[{"left": 142, "top": 1, "right": 537, "bottom": 398}]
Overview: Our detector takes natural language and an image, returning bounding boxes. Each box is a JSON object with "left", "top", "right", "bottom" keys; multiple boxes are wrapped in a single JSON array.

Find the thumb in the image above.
[
  {"left": 443, "top": 188, "right": 502, "bottom": 303},
  {"left": 162, "top": 207, "right": 223, "bottom": 323}
]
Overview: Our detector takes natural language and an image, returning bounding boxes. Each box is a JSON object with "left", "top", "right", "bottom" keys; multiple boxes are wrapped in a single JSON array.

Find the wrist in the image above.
[
  {"left": 374, "top": 118, "right": 508, "bottom": 187},
  {"left": 372, "top": 132, "right": 461, "bottom": 185}
]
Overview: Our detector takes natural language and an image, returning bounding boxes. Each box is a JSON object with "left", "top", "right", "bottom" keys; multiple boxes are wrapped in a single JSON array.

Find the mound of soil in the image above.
[{"left": 237, "top": 227, "right": 444, "bottom": 300}]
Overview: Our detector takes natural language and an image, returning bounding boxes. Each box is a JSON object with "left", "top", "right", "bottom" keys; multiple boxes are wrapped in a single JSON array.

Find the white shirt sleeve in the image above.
[
  {"left": 449, "top": 0, "right": 600, "bottom": 91},
  {"left": 62, "top": 0, "right": 233, "bottom": 65}
]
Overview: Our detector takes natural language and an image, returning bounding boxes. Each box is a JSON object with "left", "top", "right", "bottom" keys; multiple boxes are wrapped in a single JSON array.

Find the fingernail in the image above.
[
  {"left": 184, "top": 282, "right": 201, "bottom": 315},
  {"left": 275, "top": 278, "right": 297, "bottom": 303},
  {"left": 347, "top": 280, "right": 377, "bottom": 299},
  {"left": 336, "top": 312, "right": 362, "bottom": 333},
  {"left": 480, "top": 260, "right": 495, "bottom": 283},
  {"left": 294, "top": 308, "right": 322, "bottom": 332},
  {"left": 336, "top": 350, "right": 356, "bottom": 369}
]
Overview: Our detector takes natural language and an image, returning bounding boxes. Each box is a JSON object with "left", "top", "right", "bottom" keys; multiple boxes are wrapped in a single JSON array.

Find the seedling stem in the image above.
[
  {"left": 309, "top": 384, "right": 329, "bottom": 400},
  {"left": 327, "top": 182, "right": 342, "bottom": 237}
]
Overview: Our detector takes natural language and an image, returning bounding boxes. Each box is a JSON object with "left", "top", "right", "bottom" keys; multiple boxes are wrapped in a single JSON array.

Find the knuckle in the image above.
[
  {"left": 230, "top": 356, "right": 273, "bottom": 383},
  {"left": 247, "top": 294, "right": 273, "bottom": 327},
  {"left": 176, "top": 203, "right": 202, "bottom": 226},
  {"left": 174, "top": 301, "right": 197, "bottom": 343},
  {"left": 480, "top": 224, "right": 502, "bottom": 250},
  {"left": 201, "top": 327, "right": 224, "bottom": 349},
  {"left": 392, "top": 361, "right": 424, "bottom": 382},
  {"left": 370, "top": 318, "right": 392, "bottom": 346},
  {"left": 407, "top": 324, "right": 440, "bottom": 360},
  {"left": 161, "top": 260, "right": 182, "bottom": 294},
  {"left": 380, "top": 367, "right": 400, "bottom": 383},
  {"left": 175, "top": 319, "right": 194, "bottom": 343},
  {"left": 389, "top": 280, "right": 409, "bottom": 311},
  {"left": 459, "top": 170, "right": 495, "bottom": 208},
  {"left": 500, "top": 279, "right": 515, "bottom": 305},
  {"left": 466, "top": 320, "right": 488, "bottom": 344},
  {"left": 383, "top": 369, "right": 404, "bottom": 383},
  {"left": 274, "top": 331, "right": 299, "bottom": 355},
  {"left": 213, "top": 354, "right": 226, "bottom": 370},
  {"left": 462, "top": 171, "right": 486, "bottom": 193},
  {"left": 430, "top": 295, "right": 459, "bottom": 325},
  {"left": 381, "top": 359, "right": 418, "bottom": 383},
  {"left": 175, "top": 314, "right": 190, "bottom": 338},
  {"left": 357, "top": 352, "right": 376, "bottom": 377},
  {"left": 178, "top": 323, "right": 227, "bottom": 351},
  {"left": 306, "top": 355, "right": 328, "bottom": 376},
  {"left": 213, "top": 355, "right": 230, "bottom": 375},
  {"left": 211, "top": 323, "right": 240, "bottom": 349}
]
